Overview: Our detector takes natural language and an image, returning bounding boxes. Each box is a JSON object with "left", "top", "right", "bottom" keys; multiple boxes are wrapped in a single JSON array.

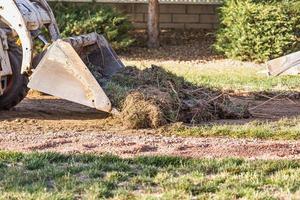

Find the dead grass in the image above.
[
  {"left": 120, "top": 91, "right": 166, "bottom": 129},
  {"left": 104, "top": 65, "right": 250, "bottom": 129}
]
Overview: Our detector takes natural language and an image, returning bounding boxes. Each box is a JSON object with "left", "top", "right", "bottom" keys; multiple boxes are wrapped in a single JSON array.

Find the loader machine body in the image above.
[{"left": 0, "top": 0, "right": 124, "bottom": 112}]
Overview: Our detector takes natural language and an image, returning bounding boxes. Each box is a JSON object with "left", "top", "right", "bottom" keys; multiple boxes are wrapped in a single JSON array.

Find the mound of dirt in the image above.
[{"left": 103, "top": 65, "right": 250, "bottom": 129}]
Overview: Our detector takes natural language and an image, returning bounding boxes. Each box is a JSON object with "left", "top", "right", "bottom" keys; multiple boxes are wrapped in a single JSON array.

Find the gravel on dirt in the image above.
[{"left": 0, "top": 130, "right": 300, "bottom": 160}]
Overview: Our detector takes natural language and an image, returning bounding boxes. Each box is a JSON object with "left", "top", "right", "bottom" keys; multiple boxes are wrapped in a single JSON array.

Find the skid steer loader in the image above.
[{"left": 0, "top": 0, "right": 124, "bottom": 112}]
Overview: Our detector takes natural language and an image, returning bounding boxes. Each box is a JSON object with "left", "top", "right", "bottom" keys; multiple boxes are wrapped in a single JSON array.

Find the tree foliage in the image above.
[
  {"left": 214, "top": 0, "right": 300, "bottom": 62},
  {"left": 50, "top": 2, "right": 134, "bottom": 50}
]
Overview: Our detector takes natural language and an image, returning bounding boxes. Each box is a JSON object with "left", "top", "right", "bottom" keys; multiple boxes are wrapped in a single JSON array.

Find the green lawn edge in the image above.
[{"left": 0, "top": 151, "right": 300, "bottom": 199}]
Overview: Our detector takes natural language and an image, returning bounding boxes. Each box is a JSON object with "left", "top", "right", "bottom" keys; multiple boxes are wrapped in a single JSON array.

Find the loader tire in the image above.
[{"left": 0, "top": 42, "right": 29, "bottom": 110}]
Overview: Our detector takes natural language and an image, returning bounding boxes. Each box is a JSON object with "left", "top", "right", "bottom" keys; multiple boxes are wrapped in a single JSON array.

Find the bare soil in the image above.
[
  {"left": 124, "top": 30, "right": 221, "bottom": 62},
  {"left": 0, "top": 92, "right": 300, "bottom": 160}
]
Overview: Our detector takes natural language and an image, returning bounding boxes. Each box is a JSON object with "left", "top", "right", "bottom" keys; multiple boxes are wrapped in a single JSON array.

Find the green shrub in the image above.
[
  {"left": 49, "top": 2, "right": 134, "bottom": 50},
  {"left": 214, "top": 0, "right": 300, "bottom": 62}
]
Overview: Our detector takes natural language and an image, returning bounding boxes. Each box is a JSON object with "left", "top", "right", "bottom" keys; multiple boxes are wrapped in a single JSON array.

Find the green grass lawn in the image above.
[
  {"left": 171, "top": 65, "right": 300, "bottom": 93},
  {"left": 124, "top": 60, "right": 300, "bottom": 93},
  {"left": 164, "top": 117, "right": 300, "bottom": 140},
  {"left": 0, "top": 152, "right": 300, "bottom": 199}
]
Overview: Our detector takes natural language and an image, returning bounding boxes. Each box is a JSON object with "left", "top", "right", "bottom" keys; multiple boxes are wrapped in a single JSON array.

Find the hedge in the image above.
[
  {"left": 49, "top": 2, "right": 134, "bottom": 50},
  {"left": 214, "top": 0, "right": 300, "bottom": 62}
]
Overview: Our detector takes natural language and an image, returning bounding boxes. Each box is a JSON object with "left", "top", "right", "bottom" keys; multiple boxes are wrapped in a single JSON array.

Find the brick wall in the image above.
[{"left": 103, "top": 4, "right": 220, "bottom": 29}]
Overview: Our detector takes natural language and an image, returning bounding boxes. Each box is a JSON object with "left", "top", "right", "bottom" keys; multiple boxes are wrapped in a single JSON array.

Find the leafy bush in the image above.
[
  {"left": 49, "top": 2, "right": 134, "bottom": 50},
  {"left": 214, "top": 0, "right": 300, "bottom": 62}
]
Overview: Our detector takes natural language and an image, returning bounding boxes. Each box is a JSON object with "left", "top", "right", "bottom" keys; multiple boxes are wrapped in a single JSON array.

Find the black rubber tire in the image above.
[{"left": 0, "top": 42, "right": 29, "bottom": 110}]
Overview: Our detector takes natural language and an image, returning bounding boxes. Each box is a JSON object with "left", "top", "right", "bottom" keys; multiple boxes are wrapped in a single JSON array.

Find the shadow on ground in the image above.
[
  {"left": 0, "top": 98, "right": 108, "bottom": 121},
  {"left": 120, "top": 30, "right": 221, "bottom": 61}
]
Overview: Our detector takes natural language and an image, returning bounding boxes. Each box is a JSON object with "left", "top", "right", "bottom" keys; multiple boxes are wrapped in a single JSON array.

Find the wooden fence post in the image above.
[{"left": 147, "top": 0, "right": 160, "bottom": 48}]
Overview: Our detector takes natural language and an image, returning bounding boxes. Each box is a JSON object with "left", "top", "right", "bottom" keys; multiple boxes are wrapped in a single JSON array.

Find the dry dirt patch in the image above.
[
  {"left": 0, "top": 130, "right": 300, "bottom": 160},
  {"left": 0, "top": 92, "right": 300, "bottom": 159}
]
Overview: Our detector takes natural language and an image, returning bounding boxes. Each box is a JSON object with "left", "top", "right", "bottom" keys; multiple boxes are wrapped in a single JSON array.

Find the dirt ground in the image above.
[{"left": 0, "top": 91, "right": 300, "bottom": 160}]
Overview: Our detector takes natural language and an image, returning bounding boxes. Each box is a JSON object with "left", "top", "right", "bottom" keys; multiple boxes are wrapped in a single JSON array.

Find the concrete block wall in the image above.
[{"left": 104, "top": 4, "right": 220, "bottom": 29}]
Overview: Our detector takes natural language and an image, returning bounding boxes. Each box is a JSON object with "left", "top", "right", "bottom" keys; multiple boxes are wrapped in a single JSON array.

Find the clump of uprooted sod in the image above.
[{"left": 103, "top": 65, "right": 250, "bottom": 129}]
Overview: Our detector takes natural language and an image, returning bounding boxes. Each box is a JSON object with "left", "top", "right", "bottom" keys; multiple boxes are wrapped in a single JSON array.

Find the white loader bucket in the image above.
[
  {"left": 28, "top": 40, "right": 112, "bottom": 113},
  {"left": 267, "top": 51, "right": 300, "bottom": 76}
]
